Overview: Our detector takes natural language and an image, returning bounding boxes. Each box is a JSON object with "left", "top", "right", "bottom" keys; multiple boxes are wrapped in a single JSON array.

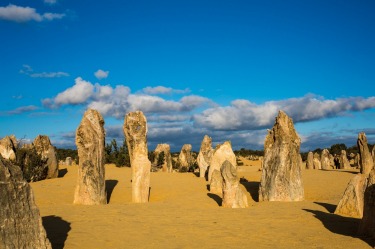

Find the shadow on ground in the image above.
[
  {"left": 58, "top": 169, "right": 68, "bottom": 178},
  {"left": 314, "top": 202, "right": 337, "bottom": 213},
  {"left": 207, "top": 193, "right": 222, "bottom": 206},
  {"left": 42, "top": 215, "right": 71, "bottom": 249},
  {"left": 106, "top": 179, "right": 118, "bottom": 203},
  {"left": 239, "top": 179, "right": 259, "bottom": 202},
  {"left": 303, "top": 209, "right": 374, "bottom": 247}
]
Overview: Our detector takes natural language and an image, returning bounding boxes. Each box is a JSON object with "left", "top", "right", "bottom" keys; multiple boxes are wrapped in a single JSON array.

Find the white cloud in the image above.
[
  {"left": 193, "top": 95, "right": 375, "bottom": 131},
  {"left": 94, "top": 69, "right": 109, "bottom": 80},
  {"left": 0, "top": 4, "right": 65, "bottom": 22},
  {"left": 142, "top": 86, "right": 190, "bottom": 95},
  {"left": 44, "top": 77, "right": 211, "bottom": 119},
  {"left": 20, "top": 65, "right": 69, "bottom": 78},
  {"left": 54, "top": 77, "right": 94, "bottom": 105},
  {"left": 44, "top": 0, "right": 57, "bottom": 4},
  {"left": 5, "top": 105, "right": 39, "bottom": 115},
  {"left": 42, "top": 12, "right": 65, "bottom": 21}
]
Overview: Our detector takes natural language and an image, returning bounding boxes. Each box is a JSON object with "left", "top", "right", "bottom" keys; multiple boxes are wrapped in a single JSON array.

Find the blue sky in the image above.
[{"left": 1, "top": 0, "right": 375, "bottom": 152}]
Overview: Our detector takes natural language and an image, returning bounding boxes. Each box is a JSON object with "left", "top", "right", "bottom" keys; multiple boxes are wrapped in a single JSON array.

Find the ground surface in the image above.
[{"left": 30, "top": 159, "right": 374, "bottom": 249}]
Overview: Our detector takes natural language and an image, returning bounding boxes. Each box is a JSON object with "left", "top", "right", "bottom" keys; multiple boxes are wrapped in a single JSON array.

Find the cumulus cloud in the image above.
[
  {"left": 0, "top": 4, "right": 65, "bottom": 22},
  {"left": 54, "top": 77, "right": 94, "bottom": 105},
  {"left": 193, "top": 95, "right": 375, "bottom": 131},
  {"left": 44, "top": 77, "right": 211, "bottom": 118},
  {"left": 142, "top": 86, "right": 190, "bottom": 95},
  {"left": 94, "top": 69, "right": 109, "bottom": 80},
  {"left": 20, "top": 65, "right": 69, "bottom": 78}
]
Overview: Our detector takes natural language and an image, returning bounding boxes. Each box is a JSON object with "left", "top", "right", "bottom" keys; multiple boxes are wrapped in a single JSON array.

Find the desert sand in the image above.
[{"left": 30, "top": 158, "right": 373, "bottom": 248}]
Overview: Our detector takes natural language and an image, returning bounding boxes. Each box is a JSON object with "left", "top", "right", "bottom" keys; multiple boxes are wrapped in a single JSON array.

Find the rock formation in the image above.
[
  {"left": 329, "top": 154, "right": 335, "bottom": 168},
  {"left": 33, "top": 135, "right": 58, "bottom": 179},
  {"left": 197, "top": 135, "right": 213, "bottom": 177},
  {"left": 259, "top": 110, "right": 304, "bottom": 202},
  {"left": 178, "top": 144, "right": 193, "bottom": 171},
  {"left": 306, "top": 152, "right": 314, "bottom": 169},
  {"left": 354, "top": 153, "right": 361, "bottom": 168},
  {"left": 359, "top": 169, "right": 375, "bottom": 238},
  {"left": 208, "top": 141, "right": 236, "bottom": 183},
  {"left": 320, "top": 149, "right": 331, "bottom": 170},
  {"left": 210, "top": 169, "right": 223, "bottom": 195},
  {"left": 66, "top": 157, "right": 72, "bottom": 166},
  {"left": 0, "top": 135, "right": 16, "bottom": 161},
  {"left": 313, "top": 152, "right": 321, "bottom": 170},
  {"left": 221, "top": 160, "right": 248, "bottom": 208},
  {"left": 339, "top": 150, "right": 351, "bottom": 169},
  {"left": 74, "top": 109, "right": 107, "bottom": 205},
  {"left": 357, "top": 132, "right": 374, "bottom": 175},
  {"left": 153, "top": 143, "right": 172, "bottom": 172},
  {"left": 0, "top": 156, "right": 52, "bottom": 248},
  {"left": 123, "top": 111, "right": 151, "bottom": 203},
  {"left": 334, "top": 174, "right": 367, "bottom": 218},
  {"left": 372, "top": 146, "right": 375, "bottom": 164}
]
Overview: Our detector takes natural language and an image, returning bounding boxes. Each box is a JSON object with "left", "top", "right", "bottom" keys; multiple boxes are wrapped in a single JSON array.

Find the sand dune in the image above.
[{"left": 30, "top": 161, "right": 373, "bottom": 248}]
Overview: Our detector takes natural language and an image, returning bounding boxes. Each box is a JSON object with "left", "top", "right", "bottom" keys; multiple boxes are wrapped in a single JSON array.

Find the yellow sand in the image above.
[{"left": 30, "top": 159, "right": 373, "bottom": 248}]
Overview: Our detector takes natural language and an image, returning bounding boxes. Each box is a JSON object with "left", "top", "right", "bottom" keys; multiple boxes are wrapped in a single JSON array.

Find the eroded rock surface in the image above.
[
  {"left": 358, "top": 132, "right": 374, "bottom": 175},
  {"left": 208, "top": 141, "right": 236, "bottom": 184},
  {"left": 359, "top": 169, "right": 375, "bottom": 238},
  {"left": 259, "top": 111, "right": 304, "bottom": 202},
  {"left": 153, "top": 143, "right": 172, "bottom": 172},
  {"left": 334, "top": 174, "right": 367, "bottom": 218},
  {"left": 124, "top": 111, "right": 151, "bottom": 203},
  {"left": 178, "top": 144, "right": 193, "bottom": 171},
  {"left": 0, "top": 156, "right": 51, "bottom": 248},
  {"left": 197, "top": 135, "right": 213, "bottom": 178},
  {"left": 340, "top": 150, "right": 351, "bottom": 169},
  {"left": 321, "top": 149, "right": 331, "bottom": 170},
  {"left": 33, "top": 135, "right": 58, "bottom": 179},
  {"left": 74, "top": 109, "right": 107, "bottom": 205},
  {"left": 0, "top": 135, "right": 16, "bottom": 161},
  {"left": 221, "top": 160, "right": 248, "bottom": 208},
  {"left": 306, "top": 152, "right": 314, "bottom": 170}
]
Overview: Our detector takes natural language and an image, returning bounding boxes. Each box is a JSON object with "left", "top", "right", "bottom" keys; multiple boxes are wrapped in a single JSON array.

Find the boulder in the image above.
[
  {"left": 306, "top": 152, "right": 314, "bottom": 169},
  {"left": 0, "top": 156, "right": 51, "bottom": 248},
  {"left": 259, "top": 110, "right": 304, "bottom": 202},
  {"left": 221, "top": 160, "right": 248, "bottom": 208},
  {"left": 208, "top": 141, "right": 236, "bottom": 183},
  {"left": 74, "top": 109, "right": 107, "bottom": 205},
  {"left": 339, "top": 150, "right": 351, "bottom": 169},
  {"left": 321, "top": 149, "right": 331, "bottom": 170},
  {"left": 177, "top": 144, "right": 193, "bottom": 171},
  {"left": 357, "top": 132, "right": 374, "bottom": 175},
  {"left": 33, "top": 135, "right": 58, "bottom": 179},
  {"left": 196, "top": 135, "right": 213, "bottom": 178},
  {"left": 153, "top": 144, "right": 172, "bottom": 172},
  {"left": 123, "top": 111, "right": 151, "bottom": 203},
  {"left": 0, "top": 135, "right": 16, "bottom": 160},
  {"left": 334, "top": 174, "right": 367, "bottom": 218},
  {"left": 16, "top": 144, "right": 49, "bottom": 182}
]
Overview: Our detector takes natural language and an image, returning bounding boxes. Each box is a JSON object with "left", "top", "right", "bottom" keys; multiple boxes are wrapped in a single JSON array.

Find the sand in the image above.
[{"left": 30, "top": 159, "right": 374, "bottom": 249}]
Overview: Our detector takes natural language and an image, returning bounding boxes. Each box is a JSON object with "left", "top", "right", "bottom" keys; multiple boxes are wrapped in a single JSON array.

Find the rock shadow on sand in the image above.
[
  {"left": 239, "top": 178, "right": 259, "bottom": 202},
  {"left": 58, "top": 168, "right": 68, "bottom": 178},
  {"left": 314, "top": 202, "right": 337, "bottom": 213},
  {"left": 207, "top": 193, "right": 222, "bottom": 206},
  {"left": 106, "top": 179, "right": 118, "bottom": 203},
  {"left": 42, "top": 215, "right": 71, "bottom": 249},
  {"left": 303, "top": 209, "right": 374, "bottom": 247}
]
